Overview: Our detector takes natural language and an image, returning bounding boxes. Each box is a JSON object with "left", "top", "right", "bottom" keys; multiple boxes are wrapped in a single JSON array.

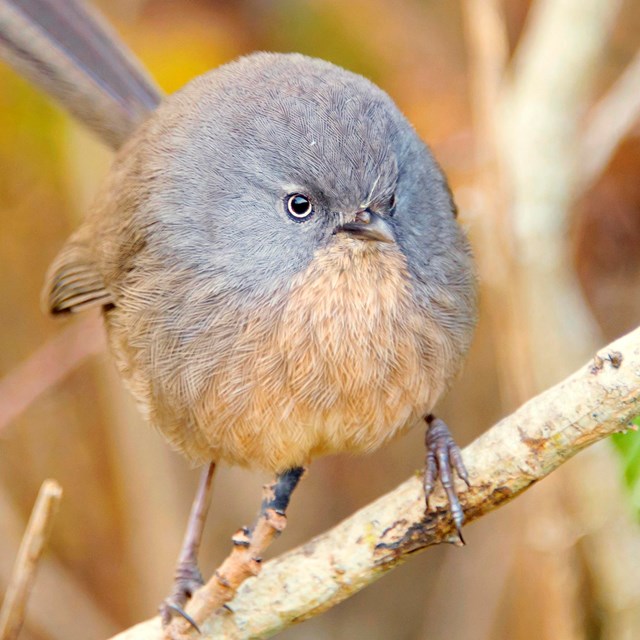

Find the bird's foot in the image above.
[
  {"left": 160, "top": 561, "right": 204, "bottom": 631},
  {"left": 162, "top": 467, "right": 305, "bottom": 636},
  {"left": 424, "top": 414, "right": 470, "bottom": 543}
]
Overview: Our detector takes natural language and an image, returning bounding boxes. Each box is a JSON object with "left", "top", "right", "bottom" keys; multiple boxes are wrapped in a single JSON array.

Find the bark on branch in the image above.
[{"left": 111, "top": 326, "right": 640, "bottom": 640}]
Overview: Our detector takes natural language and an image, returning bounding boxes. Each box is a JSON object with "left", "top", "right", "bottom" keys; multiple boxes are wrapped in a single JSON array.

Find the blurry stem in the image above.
[
  {"left": 501, "top": 0, "right": 619, "bottom": 392},
  {"left": 459, "top": 6, "right": 525, "bottom": 636},
  {"left": 465, "top": 0, "right": 621, "bottom": 405},
  {"left": 580, "top": 49, "right": 640, "bottom": 191},
  {"left": 465, "top": 1, "right": 627, "bottom": 639},
  {"left": 109, "top": 326, "right": 640, "bottom": 640},
  {"left": 0, "top": 315, "right": 105, "bottom": 434},
  {"left": 0, "top": 479, "right": 63, "bottom": 640},
  {"left": 566, "top": 444, "right": 640, "bottom": 640},
  {"left": 461, "top": 0, "right": 534, "bottom": 409},
  {"left": 501, "top": 5, "right": 621, "bottom": 631}
]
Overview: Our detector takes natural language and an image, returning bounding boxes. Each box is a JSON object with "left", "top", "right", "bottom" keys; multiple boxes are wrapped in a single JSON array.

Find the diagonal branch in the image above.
[
  {"left": 110, "top": 326, "right": 640, "bottom": 640},
  {"left": 0, "top": 315, "right": 105, "bottom": 434}
]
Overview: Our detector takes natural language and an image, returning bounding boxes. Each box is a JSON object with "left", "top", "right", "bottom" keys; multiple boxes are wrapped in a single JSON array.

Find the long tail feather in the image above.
[{"left": 0, "top": 0, "right": 162, "bottom": 148}]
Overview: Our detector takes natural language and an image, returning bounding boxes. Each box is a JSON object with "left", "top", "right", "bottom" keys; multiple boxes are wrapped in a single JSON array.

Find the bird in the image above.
[{"left": 0, "top": 0, "right": 477, "bottom": 627}]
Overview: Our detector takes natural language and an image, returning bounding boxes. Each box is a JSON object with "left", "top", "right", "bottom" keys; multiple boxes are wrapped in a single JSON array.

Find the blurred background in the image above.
[{"left": 1, "top": 0, "right": 640, "bottom": 638}]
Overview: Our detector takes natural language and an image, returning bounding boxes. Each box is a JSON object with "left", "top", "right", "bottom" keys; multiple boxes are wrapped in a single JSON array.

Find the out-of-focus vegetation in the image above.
[
  {"left": 1, "top": 1, "right": 640, "bottom": 639},
  {"left": 612, "top": 417, "right": 640, "bottom": 518}
]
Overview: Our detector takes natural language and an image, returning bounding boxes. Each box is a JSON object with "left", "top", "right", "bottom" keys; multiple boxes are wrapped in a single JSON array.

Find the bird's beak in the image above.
[{"left": 337, "top": 209, "right": 395, "bottom": 244}]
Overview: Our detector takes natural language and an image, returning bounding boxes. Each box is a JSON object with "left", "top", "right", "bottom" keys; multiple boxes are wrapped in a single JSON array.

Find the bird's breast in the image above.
[{"left": 183, "top": 237, "right": 456, "bottom": 472}]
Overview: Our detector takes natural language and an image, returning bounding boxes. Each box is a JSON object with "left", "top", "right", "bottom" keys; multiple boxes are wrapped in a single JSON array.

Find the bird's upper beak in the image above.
[{"left": 337, "top": 209, "right": 395, "bottom": 244}]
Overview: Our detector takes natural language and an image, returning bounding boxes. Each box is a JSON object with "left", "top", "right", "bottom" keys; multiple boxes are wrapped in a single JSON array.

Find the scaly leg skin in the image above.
[
  {"left": 262, "top": 466, "right": 305, "bottom": 517},
  {"left": 160, "top": 462, "right": 216, "bottom": 630},
  {"left": 424, "top": 414, "right": 470, "bottom": 544}
]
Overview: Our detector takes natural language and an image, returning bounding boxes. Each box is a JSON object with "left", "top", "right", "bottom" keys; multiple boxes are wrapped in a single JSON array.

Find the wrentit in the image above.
[
  {"left": 39, "top": 49, "right": 477, "bottom": 627},
  {"left": 40, "top": 51, "right": 478, "bottom": 621}
]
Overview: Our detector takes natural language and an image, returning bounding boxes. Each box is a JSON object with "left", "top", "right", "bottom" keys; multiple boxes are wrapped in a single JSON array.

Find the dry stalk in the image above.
[
  {"left": 580, "top": 49, "right": 640, "bottom": 190},
  {"left": 0, "top": 479, "right": 63, "bottom": 640}
]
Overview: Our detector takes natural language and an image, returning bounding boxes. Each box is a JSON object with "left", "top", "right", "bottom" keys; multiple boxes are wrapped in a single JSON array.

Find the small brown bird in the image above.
[{"left": 0, "top": 0, "right": 477, "bottom": 625}]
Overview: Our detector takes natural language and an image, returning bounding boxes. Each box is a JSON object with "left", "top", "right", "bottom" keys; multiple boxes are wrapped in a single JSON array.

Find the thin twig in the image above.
[
  {"left": 109, "top": 326, "right": 640, "bottom": 640},
  {"left": 0, "top": 482, "right": 118, "bottom": 639},
  {"left": 0, "top": 479, "right": 63, "bottom": 640},
  {"left": 166, "top": 470, "right": 304, "bottom": 640}
]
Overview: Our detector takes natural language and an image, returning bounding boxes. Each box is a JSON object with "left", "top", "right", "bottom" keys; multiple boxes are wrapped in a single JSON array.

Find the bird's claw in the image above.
[
  {"left": 160, "top": 563, "right": 204, "bottom": 630},
  {"left": 424, "top": 415, "right": 469, "bottom": 543},
  {"left": 163, "top": 603, "right": 201, "bottom": 634}
]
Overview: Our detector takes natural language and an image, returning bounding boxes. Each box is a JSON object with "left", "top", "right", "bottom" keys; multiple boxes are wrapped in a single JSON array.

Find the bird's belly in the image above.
[
  {"left": 207, "top": 370, "right": 437, "bottom": 473},
  {"left": 108, "top": 240, "right": 458, "bottom": 473},
  {"left": 185, "top": 242, "right": 453, "bottom": 472}
]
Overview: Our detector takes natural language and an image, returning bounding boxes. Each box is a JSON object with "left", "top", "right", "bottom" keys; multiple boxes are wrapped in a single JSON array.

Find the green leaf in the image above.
[{"left": 612, "top": 417, "right": 640, "bottom": 518}]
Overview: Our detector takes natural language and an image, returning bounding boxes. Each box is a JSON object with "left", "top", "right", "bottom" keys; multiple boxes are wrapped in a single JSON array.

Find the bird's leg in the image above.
[
  {"left": 161, "top": 462, "right": 216, "bottom": 628},
  {"left": 424, "top": 414, "right": 470, "bottom": 543},
  {"left": 165, "top": 467, "right": 305, "bottom": 639}
]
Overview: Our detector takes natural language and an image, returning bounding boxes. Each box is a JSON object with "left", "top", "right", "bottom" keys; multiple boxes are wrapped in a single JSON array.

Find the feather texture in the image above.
[
  {"left": 42, "top": 53, "right": 478, "bottom": 472},
  {"left": 0, "top": 0, "right": 161, "bottom": 148}
]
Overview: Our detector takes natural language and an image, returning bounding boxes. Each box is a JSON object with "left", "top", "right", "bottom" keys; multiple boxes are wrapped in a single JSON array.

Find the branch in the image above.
[
  {"left": 0, "top": 479, "right": 63, "bottom": 640},
  {"left": 108, "top": 326, "right": 640, "bottom": 640}
]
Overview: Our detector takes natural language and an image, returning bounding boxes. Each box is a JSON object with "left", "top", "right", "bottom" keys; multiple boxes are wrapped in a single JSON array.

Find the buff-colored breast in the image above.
[{"left": 164, "top": 236, "right": 455, "bottom": 472}]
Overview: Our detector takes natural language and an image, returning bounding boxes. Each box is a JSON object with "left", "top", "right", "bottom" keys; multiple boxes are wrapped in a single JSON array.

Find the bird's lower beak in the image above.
[{"left": 337, "top": 209, "right": 395, "bottom": 244}]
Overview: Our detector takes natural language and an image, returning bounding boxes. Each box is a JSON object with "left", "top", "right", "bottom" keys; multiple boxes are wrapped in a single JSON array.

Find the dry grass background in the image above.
[{"left": 1, "top": 1, "right": 640, "bottom": 638}]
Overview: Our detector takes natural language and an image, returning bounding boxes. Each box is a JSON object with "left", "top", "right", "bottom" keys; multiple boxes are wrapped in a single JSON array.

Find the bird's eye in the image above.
[{"left": 285, "top": 193, "right": 314, "bottom": 221}]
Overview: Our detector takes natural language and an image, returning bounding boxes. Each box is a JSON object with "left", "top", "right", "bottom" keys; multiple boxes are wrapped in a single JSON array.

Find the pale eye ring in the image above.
[{"left": 285, "top": 193, "right": 314, "bottom": 221}]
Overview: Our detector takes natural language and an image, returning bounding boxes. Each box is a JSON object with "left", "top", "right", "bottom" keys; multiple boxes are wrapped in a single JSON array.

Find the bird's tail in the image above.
[{"left": 0, "top": 0, "right": 162, "bottom": 149}]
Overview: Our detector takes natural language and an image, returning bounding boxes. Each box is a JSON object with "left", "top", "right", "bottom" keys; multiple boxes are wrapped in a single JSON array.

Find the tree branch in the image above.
[{"left": 108, "top": 326, "right": 640, "bottom": 640}]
